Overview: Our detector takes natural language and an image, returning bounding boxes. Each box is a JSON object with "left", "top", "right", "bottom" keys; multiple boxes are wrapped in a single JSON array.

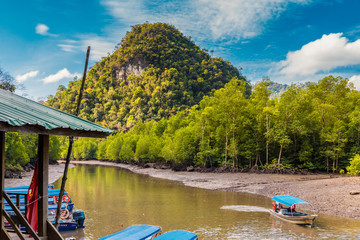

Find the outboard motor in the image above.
[
  {"left": 73, "top": 210, "right": 85, "bottom": 228},
  {"left": 67, "top": 203, "right": 74, "bottom": 212}
]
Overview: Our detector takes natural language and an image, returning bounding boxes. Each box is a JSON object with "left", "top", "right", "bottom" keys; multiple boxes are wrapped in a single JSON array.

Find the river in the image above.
[{"left": 54, "top": 165, "right": 360, "bottom": 240}]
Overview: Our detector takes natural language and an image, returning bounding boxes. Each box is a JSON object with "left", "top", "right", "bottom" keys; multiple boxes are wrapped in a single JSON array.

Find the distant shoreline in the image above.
[
  {"left": 7, "top": 160, "right": 360, "bottom": 220},
  {"left": 4, "top": 163, "right": 74, "bottom": 188}
]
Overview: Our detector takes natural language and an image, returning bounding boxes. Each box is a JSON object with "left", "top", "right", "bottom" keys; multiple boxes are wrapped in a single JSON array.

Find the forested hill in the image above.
[{"left": 46, "top": 23, "right": 247, "bottom": 131}]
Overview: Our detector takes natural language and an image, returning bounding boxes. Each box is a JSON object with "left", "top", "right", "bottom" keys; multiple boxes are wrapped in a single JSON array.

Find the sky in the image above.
[{"left": 1, "top": 0, "right": 360, "bottom": 99}]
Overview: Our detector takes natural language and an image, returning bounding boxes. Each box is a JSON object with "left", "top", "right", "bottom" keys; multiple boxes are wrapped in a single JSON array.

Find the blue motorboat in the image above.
[
  {"left": 4, "top": 188, "right": 85, "bottom": 232},
  {"left": 270, "top": 195, "right": 318, "bottom": 225},
  {"left": 98, "top": 224, "right": 161, "bottom": 240}
]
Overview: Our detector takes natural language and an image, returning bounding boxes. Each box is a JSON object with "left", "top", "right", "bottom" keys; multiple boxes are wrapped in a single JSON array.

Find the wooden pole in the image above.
[
  {"left": 0, "top": 131, "right": 5, "bottom": 238},
  {"left": 38, "top": 134, "right": 49, "bottom": 236},
  {"left": 54, "top": 46, "right": 90, "bottom": 228}
]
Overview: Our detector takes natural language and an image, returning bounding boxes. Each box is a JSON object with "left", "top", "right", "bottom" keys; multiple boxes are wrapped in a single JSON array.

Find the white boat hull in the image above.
[{"left": 269, "top": 209, "right": 317, "bottom": 225}]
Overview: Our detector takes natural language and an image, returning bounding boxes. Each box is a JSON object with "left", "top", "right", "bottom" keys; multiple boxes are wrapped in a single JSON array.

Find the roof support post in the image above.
[
  {"left": 0, "top": 131, "right": 5, "bottom": 236},
  {"left": 38, "top": 134, "right": 49, "bottom": 237}
]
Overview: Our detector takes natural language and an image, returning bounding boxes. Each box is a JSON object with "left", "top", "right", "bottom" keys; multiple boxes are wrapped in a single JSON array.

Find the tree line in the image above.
[{"left": 63, "top": 75, "right": 360, "bottom": 174}]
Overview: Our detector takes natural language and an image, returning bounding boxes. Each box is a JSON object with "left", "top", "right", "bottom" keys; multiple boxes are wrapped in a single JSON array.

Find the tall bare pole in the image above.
[{"left": 54, "top": 46, "right": 91, "bottom": 229}]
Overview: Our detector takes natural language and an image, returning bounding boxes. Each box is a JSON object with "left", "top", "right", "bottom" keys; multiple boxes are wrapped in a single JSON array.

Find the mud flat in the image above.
[{"left": 4, "top": 163, "right": 74, "bottom": 188}]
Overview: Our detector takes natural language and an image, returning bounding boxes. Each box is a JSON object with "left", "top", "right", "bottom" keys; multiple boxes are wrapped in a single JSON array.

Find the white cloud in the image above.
[
  {"left": 57, "top": 0, "right": 312, "bottom": 60},
  {"left": 80, "top": 37, "right": 117, "bottom": 60},
  {"left": 57, "top": 44, "right": 77, "bottom": 53},
  {"left": 58, "top": 36, "right": 116, "bottom": 61},
  {"left": 99, "top": 0, "right": 312, "bottom": 40},
  {"left": 100, "top": 0, "right": 147, "bottom": 24},
  {"left": 35, "top": 23, "right": 58, "bottom": 37},
  {"left": 42, "top": 68, "right": 81, "bottom": 84},
  {"left": 349, "top": 75, "right": 360, "bottom": 90},
  {"left": 194, "top": 0, "right": 310, "bottom": 40},
  {"left": 278, "top": 33, "right": 360, "bottom": 76},
  {"left": 15, "top": 70, "right": 39, "bottom": 82}
]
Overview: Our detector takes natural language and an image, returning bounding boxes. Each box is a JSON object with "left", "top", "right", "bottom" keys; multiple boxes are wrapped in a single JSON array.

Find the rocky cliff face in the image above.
[{"left": 116, "top": 58, "right": 147, "bottom": 83}]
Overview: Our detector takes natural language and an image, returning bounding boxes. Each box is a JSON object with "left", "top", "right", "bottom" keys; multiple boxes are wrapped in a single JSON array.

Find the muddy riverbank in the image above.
[{"left": 4, "top": 163, "right": 74, "bottom": 188}]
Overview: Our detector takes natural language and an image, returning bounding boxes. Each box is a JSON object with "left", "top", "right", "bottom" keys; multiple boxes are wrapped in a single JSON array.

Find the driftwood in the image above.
[{"left": 349, "top": 191, "right": 360, "bottom": 195}]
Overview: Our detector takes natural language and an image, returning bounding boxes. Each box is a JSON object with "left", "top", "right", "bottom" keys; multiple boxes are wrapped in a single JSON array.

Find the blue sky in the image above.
[{"left": 1, "top": 0, "right": 360, "bottom": 99}]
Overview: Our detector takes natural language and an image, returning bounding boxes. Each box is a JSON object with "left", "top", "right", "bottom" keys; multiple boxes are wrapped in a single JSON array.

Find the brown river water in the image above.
[{"left": 55, "top": 165, "right": 360, "bottom": 240}]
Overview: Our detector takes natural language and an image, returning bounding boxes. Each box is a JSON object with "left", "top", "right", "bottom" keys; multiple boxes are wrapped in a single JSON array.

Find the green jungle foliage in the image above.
[
  {"left": 346, "top": 154, "right": 360, "bottom": 175},
  {"left": 46, "top": 23, "right": 246, "bottom": 131},
  {"left": 5, "top": 133, "right": 61, "bottom": 170},
  {"left": 66, "top": 75, "right": 360, "bottom": 173}
]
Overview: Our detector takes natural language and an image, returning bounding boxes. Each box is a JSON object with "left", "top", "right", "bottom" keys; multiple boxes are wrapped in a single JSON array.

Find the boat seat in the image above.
[
  {"left": 153, "top": 230, "right": 198, "bottom": 240},
  {"left": 280, "top": 209, "right": 289, "bottom": 214},
  {"left": 97, "top": 224, "right": 161, "bottom": 240}
]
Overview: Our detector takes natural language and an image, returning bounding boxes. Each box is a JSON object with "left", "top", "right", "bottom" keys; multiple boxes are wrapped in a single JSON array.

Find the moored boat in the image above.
[
  {"left": 98, "top": 224, "right": 161, "bottom": 240},
  {"left": 4, "top": 188, "right": 85, "bottom": 231},
  {"left": 269, "top": 195, "right": 318, "bottom": 225},
  {"left": 98, "top": 225, "right": 198, "bottom": 240}
]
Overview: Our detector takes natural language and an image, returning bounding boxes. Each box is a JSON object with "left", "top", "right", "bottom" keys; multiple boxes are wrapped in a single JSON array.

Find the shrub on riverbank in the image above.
[
  {"left": 347, "top": 154, "right": 360, "bottom": 175},
  {"left": 5, "top": 133, "right": 61, "bottom": 171}
]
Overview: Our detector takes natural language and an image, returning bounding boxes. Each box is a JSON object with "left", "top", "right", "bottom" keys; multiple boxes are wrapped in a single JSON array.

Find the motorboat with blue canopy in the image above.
[
  {"left": 98, "top": 224, "right": 161, "bottom": 240},
  {"left": 153, "top": 230, "right": 198, "bottom": 240},
  {"left": 269, "top": 195, "right": 318, "bottom": 225}
]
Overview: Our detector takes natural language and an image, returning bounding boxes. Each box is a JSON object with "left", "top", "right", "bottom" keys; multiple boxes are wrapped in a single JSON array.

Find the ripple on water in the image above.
[{"left": 221, "top": 205, "right": 270, "bottom": 212}]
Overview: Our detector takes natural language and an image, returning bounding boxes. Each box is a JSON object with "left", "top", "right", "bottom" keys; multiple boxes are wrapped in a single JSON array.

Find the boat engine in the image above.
[
  {"left": 67, "top": 203, "right": 74, "bottom": 212},
  {"left": 73, "top": 210, "right": 85, "bottom": 228}
]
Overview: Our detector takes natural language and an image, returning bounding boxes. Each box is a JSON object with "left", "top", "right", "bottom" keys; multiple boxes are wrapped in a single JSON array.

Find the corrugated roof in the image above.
[{"left": 0, "top": 88, "right": 112, "bottom": 137}]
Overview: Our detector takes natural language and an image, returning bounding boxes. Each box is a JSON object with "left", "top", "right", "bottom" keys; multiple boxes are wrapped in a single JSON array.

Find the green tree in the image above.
[
  {"left": 0, "top": 67, "right": 16, "bottom": 92},
  {"left": 347, "top": 154, "right": 360, "bottom": 175},
  {"left": 5, "top": 132, "right": 30, "bottom": 170}
]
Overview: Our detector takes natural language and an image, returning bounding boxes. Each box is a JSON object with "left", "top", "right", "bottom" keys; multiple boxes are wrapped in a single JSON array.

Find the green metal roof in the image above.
[{"left": 0, "top": 88, "right": 112, "bottom": 137}]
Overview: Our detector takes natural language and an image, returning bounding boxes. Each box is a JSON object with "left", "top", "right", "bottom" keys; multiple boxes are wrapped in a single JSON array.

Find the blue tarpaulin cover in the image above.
[
  {"left": 153, "top": 230, "right": 198, "bottom": 240},
  {"left": 5, "top": 189, "right": 67, "bottom": 196},
  {"left": 272, "top": 195, "right": 309, "bottom": 206},
  {"left": 5, "top": 204, "right": 66, "bottom": 212},
  {"left": 4, "top": 184, "right": 54, "bottom": 190},
  {"left": 98, "top": 224, "right": 161, "bottom": 240}
]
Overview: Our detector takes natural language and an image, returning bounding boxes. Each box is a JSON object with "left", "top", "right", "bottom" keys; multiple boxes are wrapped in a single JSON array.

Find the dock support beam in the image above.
[
  {"left": 38, "top": 134, "right": 49, "bottom": 237},
  {"left": 0, "top": 131, "right": 5, "bottom": 239}
]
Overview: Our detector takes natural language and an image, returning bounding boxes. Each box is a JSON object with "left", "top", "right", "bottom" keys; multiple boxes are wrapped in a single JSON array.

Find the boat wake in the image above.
[{"left": 221, "top": 205, "right": 269, "bottom": 212}]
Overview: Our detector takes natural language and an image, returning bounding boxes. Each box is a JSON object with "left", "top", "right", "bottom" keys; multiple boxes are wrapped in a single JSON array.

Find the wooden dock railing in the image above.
[{"left": 2, "top": 191, "right": 63, "bottom": 240}]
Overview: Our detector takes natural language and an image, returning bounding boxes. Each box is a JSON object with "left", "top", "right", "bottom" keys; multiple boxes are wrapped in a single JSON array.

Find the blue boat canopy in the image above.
[
  {"left": 98, "top": 224, "right": 161, "bottom": 240},
  {"left": 153, "top": 230, "right": 197, "bottom": 240},
  {"left": 272, "top": 195, "right": 309, "bottom": 206}
]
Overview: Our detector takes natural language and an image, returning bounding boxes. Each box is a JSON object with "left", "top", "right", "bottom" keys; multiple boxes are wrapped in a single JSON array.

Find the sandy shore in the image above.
[
  {"left": 6, "top": 161, "right": 360, "bottom": 220},
  {"left": 4, "top": 163, "right": 74, "bottom": 188}
]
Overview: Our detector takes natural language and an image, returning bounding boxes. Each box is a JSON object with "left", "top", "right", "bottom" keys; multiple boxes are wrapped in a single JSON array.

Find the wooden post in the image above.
[
  {"left": 55, "top": 46, "right": 90, "bottom": 229},
  {"left": 38, "top": 134, "right": 49, "bottom": 237},
  {"left": 0, "top": 131, "right": 5, "bottom": 237}
]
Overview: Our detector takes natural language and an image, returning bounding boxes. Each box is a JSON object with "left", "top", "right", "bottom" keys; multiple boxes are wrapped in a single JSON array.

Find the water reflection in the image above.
[{"left": 53, "top": 165, "right": 360, "bottom": 239}]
